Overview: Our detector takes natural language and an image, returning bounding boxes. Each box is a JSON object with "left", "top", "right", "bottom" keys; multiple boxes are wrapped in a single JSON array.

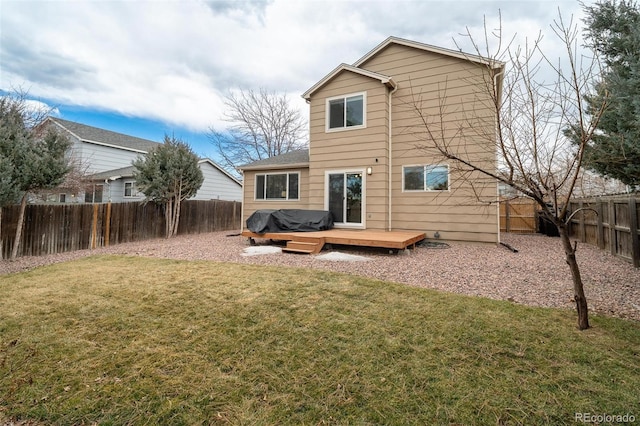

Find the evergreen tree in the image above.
[
  {"left": 0, "top": 93, "right": 72, "bottom": 259},
  {"left": 133, "top": 135, "right": 204, "bottom": 238},
  {"left": 580, "top": 0, "right": 640, "bottom": 186},
  {"left": 0, "top": 99, "right": 25, "bottom": 207}
]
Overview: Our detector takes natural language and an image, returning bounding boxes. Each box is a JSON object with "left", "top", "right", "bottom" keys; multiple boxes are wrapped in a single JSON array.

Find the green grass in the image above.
[{"left": 1, "top": 256, "right": 639, "bottom": 425}]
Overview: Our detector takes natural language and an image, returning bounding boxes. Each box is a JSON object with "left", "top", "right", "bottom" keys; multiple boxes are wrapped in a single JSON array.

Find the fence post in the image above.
[
  {"left": 505, "top": 200, "right": 511, "bottom": 233},
  {"left": 105, "top": 202, "right": 111, "bottom": 247},
  {"left": 578, "top": 201, "right": 586, "bottom": 242},
  {"left": 609, "top": 200, "right": 616, "bottom": 256},
  {"left": 596, "top": 201, "right": 604, "bottom": 249},
  {"left": 91, "top": 204, "right": 98, "bottom": 249},
  {"left": 629, "top": 198, "right": 639, "bottom": 268}
]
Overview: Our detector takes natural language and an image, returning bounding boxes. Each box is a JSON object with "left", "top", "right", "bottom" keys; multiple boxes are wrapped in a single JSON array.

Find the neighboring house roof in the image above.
[
  {"left": 49, "top": 117, "right": 241, "bottom": 186},
  {"left": 88, "top": 160, "right": 243, "bottom": 187},
  {"left": 199, "top": 158, "right": 243, "bottom": 186},
  {"left": 47, "top": 117, "right": 162, "bottom": 153},
  {"left": 88, "top": 166, "right": 137, "bottom": 181},
  {"left": 302, "top": 64, "right": 396, "bottom": 100},
  {"left": 353, "top": 35, "right": 505, "bottom": 69},
  {"left": 239, "top": 149, "right": 310, "bottom": 171}
]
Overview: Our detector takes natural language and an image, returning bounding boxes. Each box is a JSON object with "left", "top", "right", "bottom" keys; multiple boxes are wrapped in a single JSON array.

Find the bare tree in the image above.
[
  {"left": 208, "top": 88, "right": 308, "bottom": 174},
  {"left": 406, "top": 12, "right": 606, "bottom": 330}
]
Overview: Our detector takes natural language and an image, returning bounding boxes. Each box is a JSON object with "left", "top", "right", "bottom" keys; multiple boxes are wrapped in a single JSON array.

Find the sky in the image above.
[{"left": 0, "top": 0, "right": 589, "bottom": 167}]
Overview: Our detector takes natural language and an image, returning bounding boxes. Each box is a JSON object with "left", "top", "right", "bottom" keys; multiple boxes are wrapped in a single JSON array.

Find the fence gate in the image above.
[{"left": 500, "top": 199, "right": 537, "bottom": 234}]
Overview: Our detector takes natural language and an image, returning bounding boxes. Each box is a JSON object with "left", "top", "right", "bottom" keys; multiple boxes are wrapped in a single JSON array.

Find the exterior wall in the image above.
[
  {"left": 358, "top": 43, "right": 499, "bottom": 243},
  {"left": 77, "top": 141, "right": 147, "bottom": 174},
  {"left": 103, "top": 179, "right": 144, "bottom": 203},
  {"left": 307, "top": 72, "right": 390, "bottom": 229},
  {"left": 241, "top": 168, "right": 310, "bottom": 228},
  {"left": 193, "top": 161, "right": 242, "bottom": 201}
]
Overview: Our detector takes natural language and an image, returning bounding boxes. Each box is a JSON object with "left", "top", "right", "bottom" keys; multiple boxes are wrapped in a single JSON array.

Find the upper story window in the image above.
[
  {"left": 327, "top": 93, "right": 365, "bottom": 131},
  {"left": 403, "top": 165, "right": 449, "bottom": 191},
  {"left": 255, "top": 172, "right": 300, "bottom": 200}
]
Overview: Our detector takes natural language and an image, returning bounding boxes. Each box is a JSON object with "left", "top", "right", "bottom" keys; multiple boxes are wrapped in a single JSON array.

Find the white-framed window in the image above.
[
  {"left": 403, "top": 165, "right": 449, "bottom": 191},
  {"left": 124, "top": 181, "right": 141, "bottom": 198},
  {"left": 84, "top": 184, "right": 104, "bottom": 203},
  {"left": 326, "top": 92, "right": 366, "bottom": 131},
  {"left": 255, "top": 172, "right": 300, "bottom": 200}
]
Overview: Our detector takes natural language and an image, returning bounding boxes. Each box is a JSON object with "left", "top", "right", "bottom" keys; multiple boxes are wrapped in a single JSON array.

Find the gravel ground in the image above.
[{"left": 1, "top": 231, "right": 639, "bottom": 322}]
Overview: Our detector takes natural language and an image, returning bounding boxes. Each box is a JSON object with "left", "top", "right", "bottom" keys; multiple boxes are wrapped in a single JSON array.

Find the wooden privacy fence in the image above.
[
  {"left": 568, "top": 196, "right": 640, "bottom": 267},
  {"left": 0, "top": 200, "right": 242, "bottom": 259},
  {"left": 500, "top": 198, "right": 538, "bottom": 234}
]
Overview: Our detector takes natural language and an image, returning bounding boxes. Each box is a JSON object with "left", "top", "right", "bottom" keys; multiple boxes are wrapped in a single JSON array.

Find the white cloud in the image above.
[{"left": 0, "top": 0, "right": 590, "bottom": 133}]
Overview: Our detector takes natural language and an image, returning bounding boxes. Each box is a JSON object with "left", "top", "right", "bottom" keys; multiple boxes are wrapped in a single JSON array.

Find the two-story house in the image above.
[
  {"left": 240, "top": 36, "right": 504, "bottom": 243},
  {"left": 43, "top": 117, "right": 242, "bottom": 204}
]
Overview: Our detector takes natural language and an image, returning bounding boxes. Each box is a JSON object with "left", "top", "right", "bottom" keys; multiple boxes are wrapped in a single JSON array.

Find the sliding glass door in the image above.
[{"left": 327, "top": 171, "right": 363, "bottom": 226}]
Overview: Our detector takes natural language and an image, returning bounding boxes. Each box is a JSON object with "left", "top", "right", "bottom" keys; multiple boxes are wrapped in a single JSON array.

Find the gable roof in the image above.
[
  {"left": 353, "top": 36, "right": 505, "bottom": 69},
  {"left": 302, "top": 37, "right": 504, "bottom": 102},
  {"left": 88, "top": 159, "right": 242, "bottom": 187},
  {"left": 47, "top": 117, "right": 162, "bottom": 153},
  {"left": 239, "top": 149, "right": 310, "bottom": 171},
  {"left": 198, "top": 158, "right": 242, "bottom": 186},
  {"left": 302, "top": 64, "right": 396, "bottom": 100}
]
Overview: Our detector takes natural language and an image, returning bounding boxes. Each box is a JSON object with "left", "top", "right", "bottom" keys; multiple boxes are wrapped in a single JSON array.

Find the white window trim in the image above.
[
  {"left": 325, "top": 91, "right": 367, "bottom": 133},
  {"left": 254, "top": 171, "right": 301, "bottom": 201},
  {"left": 123, "top": 180, "right": 142, "bottom": 198},
  {"left": 324, "top": 169, "right": 366, "bottom": 229},
  {"left": 401, "top": 164, "right": 450, "bottom": 192}
]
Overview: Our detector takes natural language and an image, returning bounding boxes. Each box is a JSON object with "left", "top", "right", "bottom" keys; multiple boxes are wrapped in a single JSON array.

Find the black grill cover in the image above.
[{"left": 246, "top": 209, "right": 333, "bottom": 233}]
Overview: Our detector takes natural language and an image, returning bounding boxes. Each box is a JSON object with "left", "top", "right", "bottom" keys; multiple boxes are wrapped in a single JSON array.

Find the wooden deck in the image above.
[{"left": 241, "top": 229, "right": 427, "bottom": 254}]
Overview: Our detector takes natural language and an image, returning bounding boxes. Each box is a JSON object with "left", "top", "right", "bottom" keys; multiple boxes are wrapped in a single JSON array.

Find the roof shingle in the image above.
[
  {"left": 48, "top": 117, "right": 162, "bottom": 152},
  {"left": 239, "top": 149, "right": 309, "bottom": 170}
]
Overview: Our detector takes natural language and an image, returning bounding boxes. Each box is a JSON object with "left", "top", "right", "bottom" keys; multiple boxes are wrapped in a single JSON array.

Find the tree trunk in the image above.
[
  {"left": 10, "top": 193, "right": 28, "bottom": 260},
  {"left": 558, "top": 222, "right": 590, "bottom": 330},
  {"left": 171, "top": 198, "right": 181, "bottom": 237},
  {"left": 164, "top": 201, "right": 173, "bottom": 239}
]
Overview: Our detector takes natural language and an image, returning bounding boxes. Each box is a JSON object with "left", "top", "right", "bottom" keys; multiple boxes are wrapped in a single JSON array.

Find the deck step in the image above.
[
  {"left": 282, "top": 247, "right": 315, "bottom": 254},
  {"left": 283, "top": 240, "right": 322, "bottom": 254}
]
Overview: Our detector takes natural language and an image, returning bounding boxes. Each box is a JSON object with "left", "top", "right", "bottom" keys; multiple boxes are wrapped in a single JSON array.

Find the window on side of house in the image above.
[
  {"left": 124, "top": 181, "right": 139, "bottom": 198},
  {"left": 403, "top": 165, "right": 449, "bottom": 191},
  {"left": 84, "top": 184, "right": 104, "bottom": 203},
  {"left": 255, "top": 172, "right": 300, "bottom": 200},
  {"left": 327, "top": 93, "right": 365, "bottom": 131}
]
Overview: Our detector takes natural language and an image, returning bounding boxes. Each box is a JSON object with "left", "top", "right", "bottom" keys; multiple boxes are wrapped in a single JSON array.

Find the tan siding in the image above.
[
  {"left": 241, "top": 168, "right": 310, "bottom": 228},
  {"left": 302, "top": 41, "right": 499, "bottom": 242},
  {"left": 364, "top": 43, "right": 499, "bottom": 242},
  {"left": 308, "top": 70, "right": 390, "bottom": 228}
]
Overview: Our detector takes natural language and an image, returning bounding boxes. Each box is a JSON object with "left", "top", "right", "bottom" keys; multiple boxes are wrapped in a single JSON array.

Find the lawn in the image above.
[{"left": 1, "top": 256, "right": 639, "bottom": 425}]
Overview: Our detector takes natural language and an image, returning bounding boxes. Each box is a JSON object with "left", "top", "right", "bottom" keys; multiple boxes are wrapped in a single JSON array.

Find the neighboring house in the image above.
[
  {"left": 41, "top": 117, "right": 241, "bottom": 203},
  {"left": 240, "top": 36, "right": 504, "bottom": 243}
]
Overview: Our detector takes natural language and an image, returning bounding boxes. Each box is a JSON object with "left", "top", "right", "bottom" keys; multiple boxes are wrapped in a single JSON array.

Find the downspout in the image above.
[
  {"left": 104, "top": 179, "right": 110, "bottom": 203},
  {"left": 240, "top": 170, "right": 245, "bottom": 232},
  {"left": 388, "top": 82, "right": 398, "bottom": 231},
  {"left": 104, "top": 175, "right": 120, "bottom": 202},
  {"left": 493, "top": 67, "right": 505, "bottom": 244}
]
